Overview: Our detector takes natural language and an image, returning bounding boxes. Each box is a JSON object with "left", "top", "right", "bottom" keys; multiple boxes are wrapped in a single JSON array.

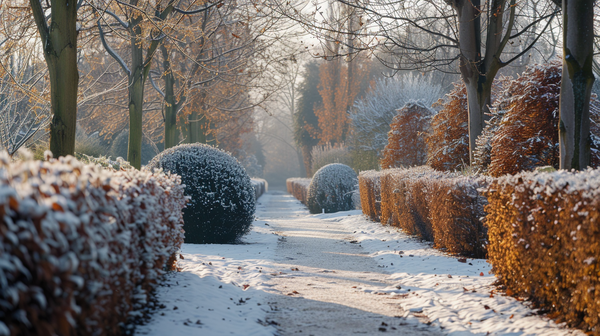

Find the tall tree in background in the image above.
[
  {"left": 97, "top": 0, "right": 182, "bottom": 168},
  {"left": 30, "top": 0, "right": 79, "bottom": 157},
  {"left": 294, "top": 61, "right": 322, "bottom": 176},
  {"left": 558, "top": 0, "right": 596, "bottom": 169},
  {"left": 316, "top": 58, "right": 368, "bottom": 144},
  {"left": 274, "top": 0, "right": 559, "bottom": 164}
]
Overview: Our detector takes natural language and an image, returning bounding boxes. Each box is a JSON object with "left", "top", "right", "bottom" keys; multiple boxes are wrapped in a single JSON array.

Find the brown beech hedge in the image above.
[
  {"left": 359, "top": 168, "right": 488, "bottom": 257},
  {"left": 0, "top": 153, "right": 186, "bottom": 336},
  {"left": 484, "top": 169, "right": 600, "bottom": 334},
  {"left": 286, "top": 178, "right": 311, "bottom": 205}
]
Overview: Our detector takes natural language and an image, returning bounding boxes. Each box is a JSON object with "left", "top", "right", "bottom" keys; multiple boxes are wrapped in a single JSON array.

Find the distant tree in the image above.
[
  {"left": 426, "top": 82, "right": 470, "bottom": 171},
  {"left": 348, "top": 73, "right": 443, "bottom": 170},
  {"left": 293, "top": 61, "right": 322, "bottom": 176},
  {"left": 315, "top": 58, "right": 368, "bottom": 144},
  {"left": 381, "top": 102, "right": 433, "bottom": 169}
]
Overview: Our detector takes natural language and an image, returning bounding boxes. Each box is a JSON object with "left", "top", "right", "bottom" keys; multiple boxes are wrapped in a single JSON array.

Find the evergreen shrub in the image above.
[
  {"left": 146, "top": 143, "right": 255, "bottom": 244},
  {"left": 307, "top": 163, "right": 357, "bottom": 214}
]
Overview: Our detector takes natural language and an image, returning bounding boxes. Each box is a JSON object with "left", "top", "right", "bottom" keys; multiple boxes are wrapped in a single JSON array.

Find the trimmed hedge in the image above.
[
  {"left": 359, "top": 168, "right": 488, "bottom": 257},
  {"left": 251, "top": 178, "right": 268, "bottom": 200},
  {"left": 146, "top": 144, "right": 255, "bottom": 244},
  {"left": 0, "top": 152, "right": 186, "bottom": 336},
  {"left": 286, "top": 178, "right": 311, "bottom": 205},
  {"left": 307, "top": 163, "right": 357, "bottom": 214},
  {"left": 484, "top": 169, "right": 600, "bottom": 334}
]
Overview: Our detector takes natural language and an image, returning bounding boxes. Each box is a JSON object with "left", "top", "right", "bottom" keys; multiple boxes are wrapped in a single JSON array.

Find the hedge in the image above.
[
  {"left": 484, "top": 169, "right": 600, "bottom": 335},
  {"left": 251, "top": 178, "right": 268, "bottom": 200},
  {"left": 0, "top": 152, "right": 186, "bottom": 336},
  {"left": 286, "top": 178, "right": 311, "bottom": 205},
  {"left": 359, "top": 168, "right": 488, "bottom": 258}
]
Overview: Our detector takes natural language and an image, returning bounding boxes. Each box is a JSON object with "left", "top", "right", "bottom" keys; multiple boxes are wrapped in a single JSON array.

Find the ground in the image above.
[{"left": 135, "top": 191, "right": 584, "bottom": 336}]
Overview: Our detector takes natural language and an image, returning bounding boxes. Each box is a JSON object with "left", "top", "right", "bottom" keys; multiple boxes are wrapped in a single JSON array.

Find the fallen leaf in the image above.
[
  {"left": 458, "top": 258, "right": 467, "bottom": 263},
  {"left": 243, "top": 284, "right": 250, "bottom": 290},
  {"left": 480, "top": 272, "right": 484, "bottom": 276},
  {"left": 484, "top": 305, "right": 490, "bottom": 310}
]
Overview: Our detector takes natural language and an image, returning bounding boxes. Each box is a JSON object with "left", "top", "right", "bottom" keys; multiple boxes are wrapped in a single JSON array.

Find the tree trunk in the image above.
[
  {"left": 161, "top": 45, "right": 179, "bottom": 149},
  {"left": 559, "top": 0, "right": 595, "bottom": 170},
  {"left": 301, "top": 144, "right": 313, "bottom": 177},
  {"left": 32, "top": 0, "right": 79, "bottom": 158},
  {"left": 296, "top": 149, "right": 306, "bottom": 177},
  {"left": 127, "top": 21, "right": 147, "bottom": 169},
  {"left": 464, "top": 76, "right": 493, "bottom": 164}
]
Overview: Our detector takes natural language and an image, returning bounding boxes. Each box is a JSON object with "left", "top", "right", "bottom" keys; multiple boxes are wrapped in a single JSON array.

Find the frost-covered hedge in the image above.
[
  {"left": 307, "top": 163, "right": 357, "bottom": 214},
  {"left": 251, "top": 178, "right": 268, "bottom": 200},
  {"left": 359, "top": 168, "right": 488, "bottom": 257},
  {"left": 146, "top": 143, "right": 255, "bottom": 244},
  {"left": 484, "top": 169, "right": 600, "bottom": 334},
  {"left": 286, "top": 178, "right": 311, "bottom": 205},
  {"left": 0, "top": 152, "right": 185, "bottom": 336}
]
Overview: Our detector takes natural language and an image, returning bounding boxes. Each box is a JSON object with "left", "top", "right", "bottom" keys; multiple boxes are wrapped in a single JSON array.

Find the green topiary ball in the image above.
[
  {"left": 307, "top": 163, "right": 357, "bottom": 214},
  {"left": 146, "top": 143, "right": 255, "bottom": 244}
]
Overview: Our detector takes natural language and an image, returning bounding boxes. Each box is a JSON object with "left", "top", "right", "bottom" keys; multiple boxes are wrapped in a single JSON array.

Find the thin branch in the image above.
[
  {"left": 103, "top": 9, "right": 129, "bottom": 28},
  {"left": 149, "top": 71, "right": 166, "bottom": 98},
  {"left": 98, "top": 20, "right": 131, "bottom": 76},
  {"left": 173, "top": 1, "right": 221, "bottom": 15}
]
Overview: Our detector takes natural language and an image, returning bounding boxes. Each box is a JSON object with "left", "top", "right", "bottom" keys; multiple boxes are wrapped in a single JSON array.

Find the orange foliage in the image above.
[
  {"left": 381, "top": 102, "right": 432, "bottom": 169},
  {"left": 484, "top": 170, "right": 600, "bottom": 334},
  {"left": 425, "top": 82, "right": 469, "bottom": 171},
  {"left": 487, "top": 62, "right": 600, "bottom": 176},
  {"left": 316, "top": 59, "right": 368, "bottom": 144},
  {"left": 487, "top": 62, "right": 561, "bottom": 176}
]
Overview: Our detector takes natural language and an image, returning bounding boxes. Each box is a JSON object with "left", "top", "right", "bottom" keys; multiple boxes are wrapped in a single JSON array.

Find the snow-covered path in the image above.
[
  {"left": 136, "top": 191, "right": 585, "bottom": 336},
  {"left": 261, "top": 191, "right": 440, "bottom": 335}
]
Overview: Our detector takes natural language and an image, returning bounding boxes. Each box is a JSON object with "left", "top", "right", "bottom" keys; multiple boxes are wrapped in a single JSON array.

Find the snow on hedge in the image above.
[
  {"left": 307, "top": 163, "right": 358, "bottom": 214},
  {"left": 146, "top": 143, "right": 255, "bottom": 244},
  {"left": 251, "top": 178, "right": 268, "bottom": 200},
  {"left": 286, "top": 178, "right": 312, "bottom": 205},
  {"left": 0, "top": 151, "right": 186, "bottom": 336}
]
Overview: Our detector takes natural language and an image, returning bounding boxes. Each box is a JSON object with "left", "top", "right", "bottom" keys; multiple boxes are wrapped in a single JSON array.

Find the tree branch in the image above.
[
  {"left": 149, "top": 71, "right": 166, "bottom": 98},
  {"left": 103, "top": 9, "right": 129, "bottom": 28},
  {"left": 98, "top": 20, "right": 132, "bottom": 76},
  {"left": 174, "top": 1, "right": 220, "bottom": 15},
  {"left": 29, "top": 0, "right": 50, "bottom": 51}
]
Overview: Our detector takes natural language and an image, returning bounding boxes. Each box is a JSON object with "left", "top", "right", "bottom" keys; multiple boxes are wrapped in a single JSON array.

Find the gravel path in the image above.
[{"left": 259, "top": 191, "right": 442, "bottom": 336}]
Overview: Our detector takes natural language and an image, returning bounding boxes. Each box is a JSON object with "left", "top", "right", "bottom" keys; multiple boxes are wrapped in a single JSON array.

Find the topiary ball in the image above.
[
  {"left": 146, "top": 143, "right": 255, "bottom": 244},
  {"left": 307, "top": 163, "right": 358, "bottom": 214}
]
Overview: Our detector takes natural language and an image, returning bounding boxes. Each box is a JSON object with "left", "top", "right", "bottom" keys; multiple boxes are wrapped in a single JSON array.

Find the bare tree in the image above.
[
  {"left": 274, "top": 0, "right": 559, "bottom": 164},
  {"left": 558, "top": 0, "right": 595, "bottom": 169},
  {"left": 28, "top": 0, "right": 80, "bottom": 157}
]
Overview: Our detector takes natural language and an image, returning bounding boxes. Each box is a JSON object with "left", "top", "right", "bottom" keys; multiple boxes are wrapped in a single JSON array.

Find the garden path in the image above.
[{"left": 259, "top": 191, "right": 441, "bottom": 336}]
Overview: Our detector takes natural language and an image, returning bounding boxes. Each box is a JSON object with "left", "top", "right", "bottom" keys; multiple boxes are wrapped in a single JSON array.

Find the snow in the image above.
[
  {"left": 316, "top": 210, "right": 584, "bottom": 336},
  {"left": 134, "top": 194, "right": 280, "bottom": 336},
  {"left": 138, "top": 191, "right": 584, "bottom": 336}
]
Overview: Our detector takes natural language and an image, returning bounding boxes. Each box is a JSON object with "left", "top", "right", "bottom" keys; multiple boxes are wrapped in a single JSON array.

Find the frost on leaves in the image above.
[
  {"left": 146, "top": 143, "right": 255, "bottom": 244},
  {"left": 0, "top": 152, "right": 186, "bottom": 336},
  {"left": 307, "top": 163, "right": 357, "bottom": 214}
]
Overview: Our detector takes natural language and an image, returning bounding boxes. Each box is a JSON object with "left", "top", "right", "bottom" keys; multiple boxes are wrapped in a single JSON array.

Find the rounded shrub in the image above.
[
  {"left": 307, "top": 163, "right": 357, "bottom": 214},
  {"left": 146, "top": 143, "right": 255, "bottom": 244}
]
